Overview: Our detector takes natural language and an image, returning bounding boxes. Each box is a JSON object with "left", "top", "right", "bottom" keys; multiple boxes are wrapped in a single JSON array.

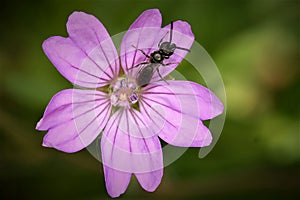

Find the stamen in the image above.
[
  {"left": 129, "top": 93, "right": 138, "bottom": 104},
  {"left": 110, "top": 77, "right": 139, "bottom": 107}
]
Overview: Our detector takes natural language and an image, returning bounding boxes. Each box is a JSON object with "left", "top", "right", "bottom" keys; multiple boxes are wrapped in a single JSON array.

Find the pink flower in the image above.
[{"left": 36, "top": 9, "right": 224, "bottom": 198}]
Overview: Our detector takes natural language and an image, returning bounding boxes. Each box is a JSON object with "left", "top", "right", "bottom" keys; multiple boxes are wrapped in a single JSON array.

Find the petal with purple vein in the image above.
[{"left": 36, "top": 89, "right": 111, "bottom": 153}]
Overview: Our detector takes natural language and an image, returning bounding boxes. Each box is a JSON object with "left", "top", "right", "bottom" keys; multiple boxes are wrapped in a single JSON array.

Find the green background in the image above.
[{"left": 1, "top": 0, "right": 299, "bottom": 199}]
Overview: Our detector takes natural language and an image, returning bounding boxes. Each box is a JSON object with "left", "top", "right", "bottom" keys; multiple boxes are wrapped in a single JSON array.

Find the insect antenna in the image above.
[
  {"left": 175, "top": 46, "right": 191, "bottom": 52},
  {"left": 169, "top": 21, "right": 174, "bottom": 43}
]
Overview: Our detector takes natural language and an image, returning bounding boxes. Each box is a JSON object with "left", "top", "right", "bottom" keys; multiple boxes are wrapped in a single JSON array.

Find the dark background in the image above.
[{"left": 0, "top": 0, "right": 299, "bottom": 199}]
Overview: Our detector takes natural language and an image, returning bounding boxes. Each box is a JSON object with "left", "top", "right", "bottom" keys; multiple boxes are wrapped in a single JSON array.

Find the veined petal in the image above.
[
  {"left": 143, "top": 80, "right": 223, "bottom": 120},
  {"left": 101, "top": 109, "right": 163, "bottom": 192},
  {"left": 103, "top": 166, "right": 131, "bottom": 198},
  {"left": 135, "top": 170, "right": 163, "bottom": 192},
  {"left": 141, "top": 98, "right": 211, "bottom": 147},
  {"left": 67, "top": 11, "right": 119, "bottom": 79},
  {"left": 36, "top": 89, "right": 111, "bottom": 153},
  {"left": 157, "top": 117, "right": 212, "bottom": 147},
  {"left": 67, "top": 12, "right": 114, "bottom": 58},
  {"left": 140, "top": 81, "right": 223, "bottom": 147},
  {"left": 120, "top": 9, "right": 162, "bottom": 73},
  {"left": 43, "top": 12, "right": 119, "bottom": 88}
]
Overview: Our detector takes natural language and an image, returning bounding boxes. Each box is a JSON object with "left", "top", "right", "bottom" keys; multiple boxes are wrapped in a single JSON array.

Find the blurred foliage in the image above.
[{"left": 0, "top": 0, "right": 299, "bottom": 199}]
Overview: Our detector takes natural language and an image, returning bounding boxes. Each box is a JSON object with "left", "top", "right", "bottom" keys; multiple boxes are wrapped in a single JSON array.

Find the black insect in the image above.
[{"left": 132, "top": 21, "right": 191, "bottom": 87}]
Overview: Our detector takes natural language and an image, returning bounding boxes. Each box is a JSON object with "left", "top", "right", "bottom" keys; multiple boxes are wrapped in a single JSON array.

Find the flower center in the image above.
[{"left": 110, "top": 77, "right": 139, "bottom": 108}]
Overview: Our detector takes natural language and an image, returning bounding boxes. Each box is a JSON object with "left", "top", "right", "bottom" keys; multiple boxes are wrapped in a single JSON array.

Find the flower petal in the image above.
[
  {"left": 67, "top": 11, "right": 119, "bottom": 78},
  {"left": 36, "top": 89, "right": 111, "bottom": 153},
  {"left": 140, "top": 80, "right": 223, "bottom": 147},
  {"left": 120, "top": 11, "right": 194, "bottom": 85},
  {"left": 43, "top": 12, "right": 119, "bottom": 88},
  {"left": 120, "top": 9, "right": 162, "bottom": 73},
  {"left": 135, "top": 170, "right": 163, "bottom": 192},
  {"left": 103, "top": 166, "right": 131, "bottom": 198},
  {"left": 101, "top": 109, "right": 163, "bottom": 191},
  {"left": 144, "top": 80, "right": 223, "bottom": 120}
]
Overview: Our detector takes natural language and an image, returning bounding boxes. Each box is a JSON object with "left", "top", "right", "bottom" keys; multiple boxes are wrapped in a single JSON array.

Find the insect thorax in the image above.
[{"left": 150, "top": 51, "right": 163, "bottom": 63}]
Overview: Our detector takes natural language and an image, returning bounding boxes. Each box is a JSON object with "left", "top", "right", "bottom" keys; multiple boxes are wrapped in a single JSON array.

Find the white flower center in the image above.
[{"left": 110, "top": 77, "right": 139, "bottom": 107}]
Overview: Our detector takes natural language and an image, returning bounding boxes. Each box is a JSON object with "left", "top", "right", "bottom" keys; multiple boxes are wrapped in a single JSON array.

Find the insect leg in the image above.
[
  {"left": 176, "top": 46, "right": 191, "bottom": 52},
  {"left": 131, "top": 45, "right": 150, "bottom": 58},
  {"left": 156, "top": 62, "right": 179, "bottom": 84},
  {"left": 128, "top": 62, "right": 149, "bottom": 71},
  {"left": 162, "top": 62, "right": 180, "bottom": 66},
  {"left": 158, "top": 31, "right": 169, "bottom": 47},
  {"left": 156, "top": 67, "right": 169, "bottom": 85}
]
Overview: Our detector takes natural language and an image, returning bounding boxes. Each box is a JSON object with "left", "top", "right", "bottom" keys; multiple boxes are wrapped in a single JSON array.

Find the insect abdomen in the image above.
[{"left": 137, "top": 65, "right": 154, "bottom": 87}]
